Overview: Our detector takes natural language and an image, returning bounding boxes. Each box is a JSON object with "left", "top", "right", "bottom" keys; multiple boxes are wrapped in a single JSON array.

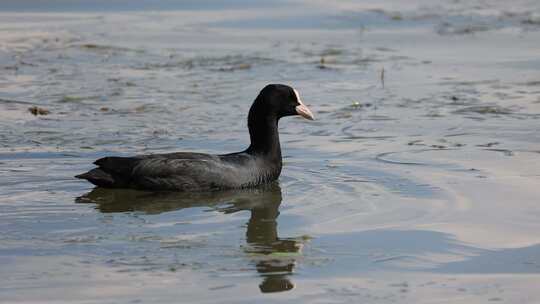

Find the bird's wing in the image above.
[
  {"left": 130, "top": 156, "right": 240, "bottom": 191},
  {"left": 93, "top": 156, "right": 140, "bottom": 177}
]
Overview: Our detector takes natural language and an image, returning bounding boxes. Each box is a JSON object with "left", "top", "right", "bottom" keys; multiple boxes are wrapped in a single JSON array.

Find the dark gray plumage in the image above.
[{"left": 76, "top": 84, "right": 314, "bottom": 191}]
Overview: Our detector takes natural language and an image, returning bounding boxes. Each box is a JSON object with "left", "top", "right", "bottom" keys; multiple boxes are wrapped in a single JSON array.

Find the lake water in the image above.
[{"left": 1, "top": 1, "right": 540, "bottom": 303}]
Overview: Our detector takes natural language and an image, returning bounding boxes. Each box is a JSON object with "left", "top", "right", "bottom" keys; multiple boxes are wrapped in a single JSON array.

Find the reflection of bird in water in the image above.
[
  {"left": 76, "top": 182, "right": 303, "bottom": 293},
  {"left": 242, "top": 188, "right": 301, "bottom": 293}
]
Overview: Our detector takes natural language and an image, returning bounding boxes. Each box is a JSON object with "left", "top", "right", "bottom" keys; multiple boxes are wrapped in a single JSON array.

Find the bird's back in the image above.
[{"left": 76, "top": 152, "right": 281, "bottom": 191}]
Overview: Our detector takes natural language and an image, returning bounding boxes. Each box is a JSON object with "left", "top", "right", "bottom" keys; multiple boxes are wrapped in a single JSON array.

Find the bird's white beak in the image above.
[
  {"left": 296, "top": 103, "right": 315, "bottom": 120},
  {"left": 293, "top": 89, "right": 315, "bottom": 120}
]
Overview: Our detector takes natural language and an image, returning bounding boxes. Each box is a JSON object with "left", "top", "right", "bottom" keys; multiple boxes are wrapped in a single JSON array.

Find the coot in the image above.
[{"left": 76, "top": 84, "right": 314, "bottom": 191}]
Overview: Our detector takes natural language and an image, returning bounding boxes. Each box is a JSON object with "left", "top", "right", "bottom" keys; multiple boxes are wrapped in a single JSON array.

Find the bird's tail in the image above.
[
  {"left": 75, "top": 168, "right": 116, "bottom": 188},
  {"left": 76, "top": 156, "right": 139, "bottom": 188}
]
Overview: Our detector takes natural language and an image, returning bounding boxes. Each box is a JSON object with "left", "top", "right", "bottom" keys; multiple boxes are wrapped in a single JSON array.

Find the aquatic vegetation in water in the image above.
[{"left": 453, "top": 105, "right": 514, "bottom": 115}]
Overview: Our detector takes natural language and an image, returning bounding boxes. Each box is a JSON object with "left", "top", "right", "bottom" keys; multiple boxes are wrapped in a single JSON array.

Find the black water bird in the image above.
[{"left": 76, "top": 84, "right": 314, "bottom": 191}]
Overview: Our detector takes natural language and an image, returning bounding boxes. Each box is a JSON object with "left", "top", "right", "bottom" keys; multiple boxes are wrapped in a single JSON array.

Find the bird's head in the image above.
[{"left": 252, "top": 84, "right": 315, "bottom": 121}]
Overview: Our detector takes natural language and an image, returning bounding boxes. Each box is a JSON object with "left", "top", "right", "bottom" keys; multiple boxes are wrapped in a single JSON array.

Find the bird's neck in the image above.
[{"left": 246, "top": 115, "right": 282, "bottom": 162}]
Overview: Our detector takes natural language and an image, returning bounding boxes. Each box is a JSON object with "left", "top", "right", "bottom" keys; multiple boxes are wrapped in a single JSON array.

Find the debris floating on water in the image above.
[
  {"left": 217, "top": 63, "right": 251, "bottom": 72},
  {"left": 28, "top": 106, "right": 50, "bottom": 116}
]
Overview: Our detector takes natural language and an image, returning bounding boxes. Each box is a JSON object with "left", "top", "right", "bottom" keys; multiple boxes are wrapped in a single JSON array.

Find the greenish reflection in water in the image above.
[{"left": 77, "top": 183, "right": 300, "bottom": 293}]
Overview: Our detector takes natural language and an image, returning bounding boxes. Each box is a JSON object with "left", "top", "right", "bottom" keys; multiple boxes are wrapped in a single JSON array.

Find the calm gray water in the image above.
[{"left": 1, "top": 1, "right": 540, "bottom": 303}]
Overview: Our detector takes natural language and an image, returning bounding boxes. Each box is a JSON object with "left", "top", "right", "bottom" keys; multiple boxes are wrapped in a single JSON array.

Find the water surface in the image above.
[{"left": 1, "top": 1, "right": 540, "bottom": 303}]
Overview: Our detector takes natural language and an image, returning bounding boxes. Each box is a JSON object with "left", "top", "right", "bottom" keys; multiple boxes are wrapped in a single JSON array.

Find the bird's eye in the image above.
[{"left": 290, "top": 93, "right": 297, "bottom": 103}]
